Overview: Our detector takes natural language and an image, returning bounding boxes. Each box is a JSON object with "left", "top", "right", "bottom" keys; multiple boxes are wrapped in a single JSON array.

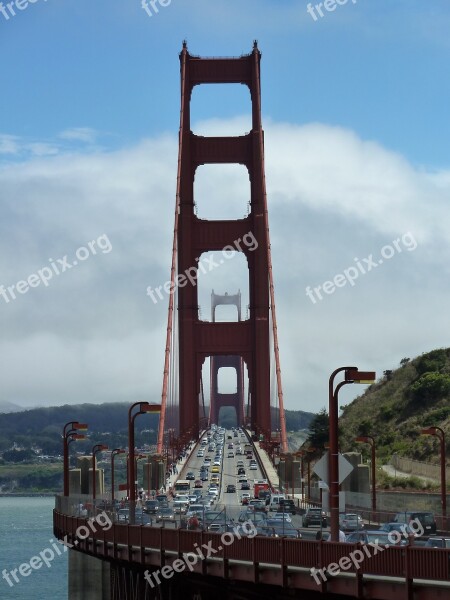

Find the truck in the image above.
[
  {"left": 244, "top": 443, "right": 253, "bottom": 459},
  {"left": 253, "top": 479, "right": 270, "bottom": 499}
]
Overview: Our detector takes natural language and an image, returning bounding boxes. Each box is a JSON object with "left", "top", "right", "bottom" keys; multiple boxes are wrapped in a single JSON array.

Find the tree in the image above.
[
  {"left": 409, "top": 372, "right": 450, "bottom": 407},
  {"left": 306, "top": 409, "right": 329, "bottom": 449}
]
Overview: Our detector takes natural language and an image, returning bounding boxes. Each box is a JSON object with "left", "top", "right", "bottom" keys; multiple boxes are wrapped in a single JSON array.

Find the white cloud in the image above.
[
  {"left": 0, "top": 134, "right": 21, "bottom": 155},
  {"left": 59, "top": 127, "right": 98, "bottom": 144},
  {"left": 0, "top": 120, "right": 449, "bottom": 415}
]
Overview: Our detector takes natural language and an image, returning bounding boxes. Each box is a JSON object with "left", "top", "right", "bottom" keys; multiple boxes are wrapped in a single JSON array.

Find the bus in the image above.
[{"left": 174, "top": 480, "right": 190, "bottom": 494}]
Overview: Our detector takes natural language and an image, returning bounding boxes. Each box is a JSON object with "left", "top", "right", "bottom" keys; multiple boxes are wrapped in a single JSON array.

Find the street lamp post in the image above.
[
  {"left": 63, "top": 421, "right": 88, "bottom": 496},
  {"left": 128, "top": 402, "right": 161, "bottom": 524},
  {"left": 421, "top": 426, "right": 447, "bottom": 527},
  {"left": 355, "top": 435, "right": 376, "bottom": 516},
  {"left": 298, "top": 451, "right": 305, "bottom": 500},
  {"left": 92, "top": 444, "right": 108, "bottom": 501},
  {"left": 329, "top": 367, "right": 375, "bottom": 541},
  {"left": 111, "top": 448, "right": 126, "bottom": 504},
  {"left": 303, "top": 448, "right": 316, "bottom": 502}
]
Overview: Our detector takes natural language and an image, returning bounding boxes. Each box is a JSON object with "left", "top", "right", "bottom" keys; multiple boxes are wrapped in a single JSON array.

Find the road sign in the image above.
[{"left": 313, "top": 451, "right": 353, "bottom": 484}]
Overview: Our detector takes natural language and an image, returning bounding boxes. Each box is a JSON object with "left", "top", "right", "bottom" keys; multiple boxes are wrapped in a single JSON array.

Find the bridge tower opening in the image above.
[{"left": 209, "top": 291, "right": 245, "bottom": 427}]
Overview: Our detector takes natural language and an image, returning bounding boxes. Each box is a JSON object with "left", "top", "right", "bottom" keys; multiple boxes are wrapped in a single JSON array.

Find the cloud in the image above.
[
  {"left": 0, "top": 120, "right": 449, "bottom": 413},
  {"left": 59, "top": 127, "right": 99, "bottom": 144}
]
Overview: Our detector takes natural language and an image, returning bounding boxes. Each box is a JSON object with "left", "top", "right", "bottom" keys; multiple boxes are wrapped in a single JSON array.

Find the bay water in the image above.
[{"left": 0, "top": 497, "right": 67, "bottom": 600}]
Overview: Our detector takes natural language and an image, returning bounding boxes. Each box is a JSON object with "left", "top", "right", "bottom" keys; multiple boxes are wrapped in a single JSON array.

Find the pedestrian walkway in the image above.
[
  {"left": 253, "top": 440, "right": 280, "bottom": 490},
  {"left": 381, "top": 464, "right": 438, "bottom": 484}
]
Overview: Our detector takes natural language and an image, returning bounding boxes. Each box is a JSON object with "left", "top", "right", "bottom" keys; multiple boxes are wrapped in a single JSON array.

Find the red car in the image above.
[{"left": 194, "top": 480, "right": 203, "bottom": 488}]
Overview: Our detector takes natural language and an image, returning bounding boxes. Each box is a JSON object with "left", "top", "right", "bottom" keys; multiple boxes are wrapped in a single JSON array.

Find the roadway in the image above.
[{"left": 177, "top": 427, "right": 310, "bottom": 534}]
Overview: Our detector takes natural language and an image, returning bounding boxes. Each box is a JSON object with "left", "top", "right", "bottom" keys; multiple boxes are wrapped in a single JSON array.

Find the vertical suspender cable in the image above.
[
  {"left": 157, "top": 47, "right": 187, "bottom": 454},
  {"left": 253, "top": 47, "right": 288, "bottom": 453}
]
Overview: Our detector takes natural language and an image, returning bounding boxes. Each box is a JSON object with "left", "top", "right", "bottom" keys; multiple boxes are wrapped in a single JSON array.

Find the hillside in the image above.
[
  {"left": 339, "top": 349, "right": 450, "bottom": 464},
  {"left": 0, "top": 402, "right": 314, "bottom": 457}
]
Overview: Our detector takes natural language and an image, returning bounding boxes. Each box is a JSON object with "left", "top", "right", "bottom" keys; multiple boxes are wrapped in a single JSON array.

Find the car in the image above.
[
  {"left": 208, "top": 488, "right": 219, "bottom": 498},
  {"left": 200, "top": 472, "right": 208, "bottom": 481},
  {"left": 144, "top": 500, "right": 159, "bottom": 514},
  {"left": 227, "top": 452, "right": 234, "bottom": 458},
  {"left": 237, "top": 460, "right": 245, "bottom": 467},
  {"left": 185, "top": 471, "right": 195, "bottom": 480},
  {"left": 228, "top": 443, "right": 233, "bottom": 449},
  {"left": 238, "top": 510, "right": 267, "bottom": 525},
  {"left": 194, "top": 479, "right": 203, "bottom": 488},
  {"left": 117, "top": 508, "right": 130, "bottom": 523},
  {"left": 379, "top": 522, "right": 418, "bottom": 536},
  {"left": 424, "top": 537, "right": 450, "bottom": 548},
  {"left": 197, "top": 450, "right": 204, "bottom": 457},
  {"left": 117, "top": 509, "right": 152, "bottom": 525},
  {"left": 248, "top": 500, "right": 266, "bottom": 511},
  {"left": 237, "top": 467, "right": 246, "bottom": 475},
  {"left": 393, "top": 512, "right": 437, "bottom": 535},
  {"left": 205, "top": 493, "right": 216, "bottom": 505},
  {"left": 265, "top": 523, "right": 301, "bottom": 538},
  {"left": 204, "top": 511, "right": 225, "bottom": 525},
  {"left": 339, "top": 513, "right": 364, "bottom": 531},
  {"left": 203, "top": 458, "right": 211, "bottom": 465},
  {"left": 236, "top": 448, "right": 242, "bottom": 455},
  {"left": 226, "top": 484, "right": 236, "bottom": 493},
  {"left": 173, "top": 500, "right": 189, "bottom": 514},
  {"left": 272, "top": 512, "right": 292, "bottom": 523},
  {"left": 277, "top": 499, "right": 296, "bottom": 515},
  {"left": 188, "top": 494, "right": 198, "bottom": 503},
  {"left": 211, "top": 466, "right": 220, "bottom": 473},
  {"left": 249, "top": 463, "right": 257, "bottom": 470},
  {"left": 156, "top": 507, "right": 176, "bottom": 523},
  {"left": 303, "top": 508, "right": 328, "bottom": 528},
  {"left": 258, "top": 490, "right": 272, "bottom": 502},
  {"left": 156, "top": 494, "right": 168, "bottom": 503},
  {"left": 238, "top": 476, "right": 248, "bottom": 483},
  {"left": 346, "top": 530, "right": 407, "bottom": 546},
  {"left": 241, "top": 482, "right": 250, "bottom": 490},
  {"left": 210, "top": 475, "right": 220, "bottom": 485},
  {"left": 213, "top": 459, "right": 221, "bottom": 466}
]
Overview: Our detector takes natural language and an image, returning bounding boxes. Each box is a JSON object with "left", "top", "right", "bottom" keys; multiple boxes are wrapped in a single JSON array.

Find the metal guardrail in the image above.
[{"left": 54, "top": 509, "right": 450, "bottom": 589}]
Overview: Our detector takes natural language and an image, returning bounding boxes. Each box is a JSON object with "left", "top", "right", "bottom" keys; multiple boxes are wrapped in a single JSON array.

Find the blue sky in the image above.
[{"left": 1, "top": 0, "right": 449, "bottom": 416}]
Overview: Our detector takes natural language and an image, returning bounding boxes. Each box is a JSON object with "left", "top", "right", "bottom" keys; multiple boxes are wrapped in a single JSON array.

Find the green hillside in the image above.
[{"left": 339, "top": 349, "right": 450, "bottom": 463}]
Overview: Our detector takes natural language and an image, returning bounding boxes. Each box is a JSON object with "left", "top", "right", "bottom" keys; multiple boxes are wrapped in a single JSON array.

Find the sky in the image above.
[{"left": 0, "top": 0, "right": 449, "bottom": 419}]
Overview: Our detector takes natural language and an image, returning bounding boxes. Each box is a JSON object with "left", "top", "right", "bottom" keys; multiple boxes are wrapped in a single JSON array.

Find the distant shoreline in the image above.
[{"left": 0, "top": 492, "right": 56, "bottom": 497}]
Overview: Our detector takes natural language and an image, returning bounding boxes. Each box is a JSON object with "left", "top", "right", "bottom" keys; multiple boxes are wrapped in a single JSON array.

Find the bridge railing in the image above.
[{"left": 53, "top": 509, "right": 450, "bottom": 585}]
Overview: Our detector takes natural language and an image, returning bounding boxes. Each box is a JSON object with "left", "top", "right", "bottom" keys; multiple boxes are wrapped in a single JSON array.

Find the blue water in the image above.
[{"left": 0, "top": 497, "right": 67, "bottom": 600}]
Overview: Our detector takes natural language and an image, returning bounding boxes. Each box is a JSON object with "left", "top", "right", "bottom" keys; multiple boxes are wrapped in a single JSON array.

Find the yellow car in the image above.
[
  {"left": 211, "top": 466, "right": 220, "bottom": 473},
  {"left": 210, "top": 475, "right": 220, "bottom": 484}
]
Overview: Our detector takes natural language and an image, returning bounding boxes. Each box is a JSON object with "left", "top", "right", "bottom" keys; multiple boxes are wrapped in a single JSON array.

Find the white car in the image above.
[
  {"left": 249, "top": 463, "right": 257, "bottom": 470},
  {"left": 197, "top": 450, "right": 204, "bottom": 457},
  {"left": 241, "top": 492, "right": 251, "bottom": 503},
  {"left": 272, "top": 512, "right": 292, "bottom": 523},
  {"left": 213, "top": 459, "right": 221, "bottom": 466}
]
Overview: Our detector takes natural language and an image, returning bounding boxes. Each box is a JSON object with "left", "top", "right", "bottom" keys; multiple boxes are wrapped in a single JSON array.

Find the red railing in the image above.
[{"left": 54, "top": 510, "right": 450, "bottom": 591}]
